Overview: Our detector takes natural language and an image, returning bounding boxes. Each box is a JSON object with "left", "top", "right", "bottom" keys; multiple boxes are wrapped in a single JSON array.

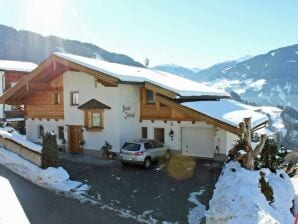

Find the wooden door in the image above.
[
  {"left": 68, "top": 126, "right": 81, "bottom": 153},
  {"left": 154, "top": 128, "right": 165, "bottom": 143}
]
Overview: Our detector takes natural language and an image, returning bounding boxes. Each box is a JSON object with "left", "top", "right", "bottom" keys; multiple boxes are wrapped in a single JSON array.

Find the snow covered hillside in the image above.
[
  {"left": 206, "top": 162, "right": 295, "bottom": 224},
  {"left": 199, "top": 44, "right": 298, "bottom": 110}
]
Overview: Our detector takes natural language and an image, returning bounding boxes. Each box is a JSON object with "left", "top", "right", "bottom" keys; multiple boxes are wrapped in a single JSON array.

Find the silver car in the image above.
[{"left": 120, "top": 139, "right": 171, "bottom": 168}]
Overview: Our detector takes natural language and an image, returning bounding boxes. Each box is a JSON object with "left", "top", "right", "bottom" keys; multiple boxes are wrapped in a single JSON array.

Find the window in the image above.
[
  {"left": 52, "top": 92, "right": 61, "bottom": 105},
  {"left": 122, "top": 143, "right": 141, "bottom": 151},
  {"left": 38, "top": 125, "right": 44, "bottom": 138},
  {"left": 154, "top": 140, "right": 164, "bottom": 148},
  {"left": 144, "top": 141, "right": 154, "bottom": 150},
  {"left": 85, "top": 110, "right": 104, "bottom": 130},
  {"left": 58, "top": 126, "right": 64, "bottom": 139},
  {"left": 141, "top": 127, "right": 148, "bottom": 139},
  {"left": 146, "top": 89, "right": 155, "bottom": 104},
  {"left": 70, "top": 91, "right": 79, "bottom": 106}
]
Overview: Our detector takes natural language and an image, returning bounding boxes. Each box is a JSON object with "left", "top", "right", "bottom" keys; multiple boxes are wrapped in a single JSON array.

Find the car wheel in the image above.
[
  {"left": 165, "top": 151, "right": 171, "bottom": 160},
  {"left": 144, "top": 157, "right": 151, "bottom": 169}
]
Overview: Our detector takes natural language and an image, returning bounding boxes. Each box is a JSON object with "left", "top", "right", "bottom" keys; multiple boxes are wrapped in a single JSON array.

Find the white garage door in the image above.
[{"left": 181, "top": 127, "right": 214, "bottom": 158}]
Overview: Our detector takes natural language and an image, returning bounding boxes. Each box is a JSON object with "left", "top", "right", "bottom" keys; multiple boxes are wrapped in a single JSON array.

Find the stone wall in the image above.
[{"left": 0, "top": 137, "right": 41, "bottom": 166}]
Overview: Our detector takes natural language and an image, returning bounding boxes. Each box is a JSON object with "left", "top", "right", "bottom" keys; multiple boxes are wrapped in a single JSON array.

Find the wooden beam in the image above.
[
  {"left": 28, "top": 83, "right": 51, "bottom": 91},
  {"left": 53, "top": 55, "right": 118, "bottom": 87},
  {"left": 0, "top": 56, "right": 54, "bottom": 104},
  {"left": 144, "top": 82, "right": 177, "bottom": 99},
  {"left": 155, "top": 95, "right": 240, "bottom": 135}
]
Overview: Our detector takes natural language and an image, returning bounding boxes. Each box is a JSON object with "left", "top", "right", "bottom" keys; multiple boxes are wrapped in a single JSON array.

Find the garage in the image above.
[{"left": 181, "top": 127, "right": 214, "bottom": 158}]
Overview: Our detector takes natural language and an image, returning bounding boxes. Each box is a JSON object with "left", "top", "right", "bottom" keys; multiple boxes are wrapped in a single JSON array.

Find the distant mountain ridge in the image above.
[
  {"left": 154, "top": 45, "right": 298, "bottom": 110},
  {"left": 152, "top": 64, "right": 198, "bottom": 80},
  {"left": 202, "top": 44, "right": 298, "bottom": 110},
  {"left": 0, "top": 24, "right": 143, "bottom": 67}
]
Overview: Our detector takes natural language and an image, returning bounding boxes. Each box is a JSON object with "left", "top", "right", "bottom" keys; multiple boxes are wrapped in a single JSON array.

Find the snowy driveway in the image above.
[{"left": 60, "top": 157, "right": 222, "bottom": 223}]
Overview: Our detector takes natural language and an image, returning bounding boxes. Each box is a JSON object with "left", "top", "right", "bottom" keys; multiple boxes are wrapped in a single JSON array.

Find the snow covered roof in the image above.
[
  {"left": 0, "top": 60, "right": 37, "bottom": 72},
  {"left": 54, "top": 52, "right": 229, "bottom": 98},
  {"left": 182, "top": 99, "right": 268, "bottom": 129}
]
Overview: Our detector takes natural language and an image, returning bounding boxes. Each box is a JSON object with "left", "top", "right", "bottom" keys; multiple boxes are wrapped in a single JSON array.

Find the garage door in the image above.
[{"left": 181, "top": 127, "right": 214, "bottom": 158}]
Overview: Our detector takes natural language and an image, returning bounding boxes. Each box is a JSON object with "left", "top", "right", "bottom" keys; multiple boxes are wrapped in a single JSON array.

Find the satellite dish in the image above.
[{"left": 144, "top": 58, "right": 149, "bottom": 68}]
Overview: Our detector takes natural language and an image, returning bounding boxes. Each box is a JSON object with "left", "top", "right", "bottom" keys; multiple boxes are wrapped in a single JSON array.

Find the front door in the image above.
[
  {"left": 154, "top": 128, "right": 165, "bottom": 143},
  {"left": 68, "top": 125, "right": 81, "bottom": 153}
]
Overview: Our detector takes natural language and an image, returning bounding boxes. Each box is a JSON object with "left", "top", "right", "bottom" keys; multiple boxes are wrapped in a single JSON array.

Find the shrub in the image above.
[
  {"left": 259, "top": 171, "right": 274, "bottom": 204},
  {"left": 286, "top": 162, "right": 297, "bottom": 177},
  {"left": 41, "top": 132, "right": 59, "bottom": 169},
  {"left": 99, "top": 141, "right": 113, "bottom": 159}
]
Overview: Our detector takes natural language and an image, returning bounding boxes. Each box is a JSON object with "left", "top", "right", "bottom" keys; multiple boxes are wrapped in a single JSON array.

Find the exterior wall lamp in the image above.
[{"left": 169, "top": 128, "right": 174, "bottom": 141}]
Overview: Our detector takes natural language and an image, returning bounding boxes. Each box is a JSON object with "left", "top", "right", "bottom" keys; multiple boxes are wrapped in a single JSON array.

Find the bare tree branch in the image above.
[{"left": 252, "top": 134, "right": 267, "bottom": 157}]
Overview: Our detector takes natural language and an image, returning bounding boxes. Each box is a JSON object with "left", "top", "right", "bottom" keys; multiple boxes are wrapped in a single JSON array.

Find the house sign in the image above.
[{"left": 123, "top": 105, "right": 135, "bottom": 119}]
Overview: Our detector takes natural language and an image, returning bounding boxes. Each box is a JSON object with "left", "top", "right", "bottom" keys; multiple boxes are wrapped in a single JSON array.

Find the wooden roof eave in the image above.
[
  {"left": 155, "top": 95, "right": 240, "bottom": 135},
  {"left": 0, "top": 56, "right": 54, "bottom": 104},
  {"left": 0, "top": 54, "right": 120, "bottom": 104},
  {"left": 52, "top": 54, "right": 119, "bottom": 87},
  {"left": 144, "top": 82, "right": 178, "bottom": 99}
]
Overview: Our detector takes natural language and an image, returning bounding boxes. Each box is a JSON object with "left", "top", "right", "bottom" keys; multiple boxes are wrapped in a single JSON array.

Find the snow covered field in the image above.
[{"left": 206, "top": 162, "right": 295, "bottom": 224}]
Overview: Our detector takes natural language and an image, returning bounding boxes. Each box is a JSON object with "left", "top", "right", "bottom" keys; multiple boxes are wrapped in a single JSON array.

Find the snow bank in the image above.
[
  {"left": 291, "top": 177, "right": 298, "bottom": 213},
  {"left": 0, "top": 127, "right": 42, "bottom": 153},
  {"left": 0, "top": 147, "right": 89, "bottom": 194},
  {"left": 206, "top": 162, "right": 294, "bottom": 224},
  {"left": 0, "top": 176, "right": 30, "bottom": 224},
  {"left": 188, "top": 190, "right": 206, "bottom": 224}
]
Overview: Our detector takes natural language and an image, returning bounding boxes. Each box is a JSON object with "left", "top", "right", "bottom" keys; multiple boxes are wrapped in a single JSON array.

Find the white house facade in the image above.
[{"left": 0, "top": 53, "right": 268, "bottom": 159}]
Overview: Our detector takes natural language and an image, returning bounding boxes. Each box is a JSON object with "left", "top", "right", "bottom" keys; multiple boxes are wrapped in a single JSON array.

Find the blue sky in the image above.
[{"left": 0, "top": 0, "right": 298, "bottom": 68}]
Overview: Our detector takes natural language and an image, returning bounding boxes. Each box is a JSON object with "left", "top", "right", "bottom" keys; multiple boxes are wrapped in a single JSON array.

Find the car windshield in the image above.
[{"left": 122, "top": 143, "right": 141, "bottom": 151}]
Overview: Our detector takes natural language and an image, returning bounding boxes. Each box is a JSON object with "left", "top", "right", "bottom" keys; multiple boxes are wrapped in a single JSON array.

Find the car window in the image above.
[
  {"left": 122, "top": 143, "right": 141, "bottom": 151},
  {"left": 144, "top": 141, "right": 154, "bottom": 150},
  {"left": 154, "top": 140, "right": 164, "bottom": 148}
]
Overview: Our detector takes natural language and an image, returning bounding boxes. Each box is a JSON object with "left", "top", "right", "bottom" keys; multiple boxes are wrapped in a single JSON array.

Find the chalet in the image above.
[
  {"left": 0, "top": 60, "right": 37, "bottom": 122},
  {"left": 0, "top": 53, "right": 268, "bottom": 158}
]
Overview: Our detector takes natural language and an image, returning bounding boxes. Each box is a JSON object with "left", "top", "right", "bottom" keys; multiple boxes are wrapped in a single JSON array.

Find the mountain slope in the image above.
[
  {"left": 0, "top": 24, "right": 143, "bottom": 67},
  {"left": 152, "top": 64, "right": 198, "bottom": 80},
  {"left": 203, "top": 44, "right": 298, "bottom": 109}
]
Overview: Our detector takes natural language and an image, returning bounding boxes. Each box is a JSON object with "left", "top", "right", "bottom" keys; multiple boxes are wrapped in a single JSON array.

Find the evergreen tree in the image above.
[
  {"left": 41, "top": 132, "right": 59, "bottom": 169},
  {"left": 255, "top": 138, "right": 283, "bottom": 172}
]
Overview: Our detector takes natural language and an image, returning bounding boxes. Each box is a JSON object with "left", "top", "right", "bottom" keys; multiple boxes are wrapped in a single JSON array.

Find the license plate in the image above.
[{"left": 123, "top": 156, "right": 132, "bottom": 161}]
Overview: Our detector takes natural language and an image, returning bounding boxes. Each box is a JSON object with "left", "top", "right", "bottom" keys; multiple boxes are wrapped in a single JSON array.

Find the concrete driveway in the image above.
[{"left": 59, "top": 154, "right": 222, "bottom": 223}]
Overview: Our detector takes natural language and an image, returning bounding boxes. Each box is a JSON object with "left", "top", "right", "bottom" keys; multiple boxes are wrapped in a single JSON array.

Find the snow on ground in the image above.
[
  {"left": 291, "top": 177, "right": 298, "bottom": 214},
  {"left": 206, "top": 161, "right": 294, "bottom": 224},
  {"left": 0, "top": 176, "right": 30, "bottom": 224},
  {"left": 0, "top": 147, "right": 161, "bottom": 224},
  {"left": 187, "top": 189, "right": 206, "bottom": 224},
  {"left": 0, "top": 147, "right": 89, "bottom": 194},
  {"left": 0, "top": 127, "right": 42, "bottom": 153}
]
